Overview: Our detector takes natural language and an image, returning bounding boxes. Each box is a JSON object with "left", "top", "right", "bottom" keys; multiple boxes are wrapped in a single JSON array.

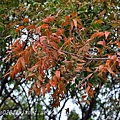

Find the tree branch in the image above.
[{"left": 83, "top": 82, "right": 104, "bottom": 120}]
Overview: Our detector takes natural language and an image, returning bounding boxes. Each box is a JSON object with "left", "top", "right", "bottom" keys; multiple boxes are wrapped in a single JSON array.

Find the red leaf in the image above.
[
  {"left": 105, "top": 31, "right": 110, "bottom": 39},
  {"left": 97, "top": 40, "right": 106, "bottom": 47},
  {"left": 82, "top": 95, "right": 87, "bottom": 99}
]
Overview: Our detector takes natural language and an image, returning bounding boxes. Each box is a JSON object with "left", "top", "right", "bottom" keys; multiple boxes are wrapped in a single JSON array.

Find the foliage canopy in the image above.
[{"left": 1, "top": 0, "right": 120, "bottom": 119}]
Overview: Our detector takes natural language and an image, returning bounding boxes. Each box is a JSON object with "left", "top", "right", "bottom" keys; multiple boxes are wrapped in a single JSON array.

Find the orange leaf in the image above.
[
  {"left": 86, "top": 100, "right": 90, "bottom": 105},
  {"left": 97, "top": 40, "right": 106, "bottom": 47},
  {"left": 46, "top": 83, "right": 50, "bottom": 92},
  {"left": 117, "top": 52, "right": 120, "bottom": 56},
  {"left": 85, "top": 85, "right": 90, "bottom": 93},
  {"left": 24, "top": 51, "right": 30, "bottom": 66},
  {"left": 26, "top": 73, "right": 35, "bottom": 81},
  {"left": 100, "top": 9, "right": 106, "bottom": 15},
  {"left": 59, "top": 81, "right": 67, "bottom": 93},
  {"left": 72, "top": 10, "right": 76, "bottom": 18},
  {"left": 50, "top": 42, "right": 58, "bottom": 49},
  {"left": 65, "top": 15, "right": 70, "bottom": 20},
  {"left": 55, "top": 70, "right": 60, "bottom": 81},
  {"left": 42, "top": 16, "right": 55, "bottom": 23},
  {"left": 16, "top": 26, "right": 25, "bottom": 33},
  {"left": 107, "top": 66, "right": 115, "bottom": 76},
  {"left": 41, "top": 24, "right": 50, "bottom": 29},
  {"left": 98, "top": 32, "right": 104, "bottom": 38},
  {"left": 11, "top": 70, "right": 15, "bottom": 78},
  {"left": 36, "top": 26, "right": 41, "bottom": 33},
  {"left": 27, "top": 24, "right": 36, "bottom": 29},
  {"left": 86, "top": 67, "right": 92, "bottom": 72},
  {"left": 118, "top": 42, "right": 120, "bottom": 48},
  {"left": 85, "top": 73, "right": 93, "bottom": 80},
  {"left": 82, "top": 100, "right": 90, "bottom": 105},
  {"left": 94, "top": 19, "right": 104, "bottom": 24},
  {"left": 28, "top": 64, "right": 39, "bottom": 72},
  {"left": 73, "top": 18, "right": 77, "bottom": 28},
  {"left": 49, "top": 79, "right": 56, "bottom": 87},
  {"left": 56, "top": 28, "right": 64, "bottom": 36},
  {"left": 53, "top": 75, "right": 58, "bottom": 85},
  {"left": 36, "top": 88, "right": 40, "bottom": 96},
  {"left": 23, "top": 18, "right": 29, "bottom": 23},
  {"left": 117, "top": 59, "right": 120, "bottom": 66},
  {"left": 111, "top": 55, "right": 117, "bottom": 61},
  {"left": 78, "top": 73, "right": 93, "bottom": 86},
  {"left": 105, "top": 31, "right": 110, "bottom": 39},
  {"left": 28, "top": 88, "right": 33, "bottom": 96},
  {"left": 90, "top": 32, "right": 100, "bottom": 39},
  {"left": 38, "top": 74, "right": 43, "bottom": 82},
  {"left": 19, "top": 57, "right": 26, "bottom": 70},
  {"left": 16, "top": 62, "right": 21, "bottom": 73},
  {"left": 41, "top": 87, "right": 46, "bottom": 96}
]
